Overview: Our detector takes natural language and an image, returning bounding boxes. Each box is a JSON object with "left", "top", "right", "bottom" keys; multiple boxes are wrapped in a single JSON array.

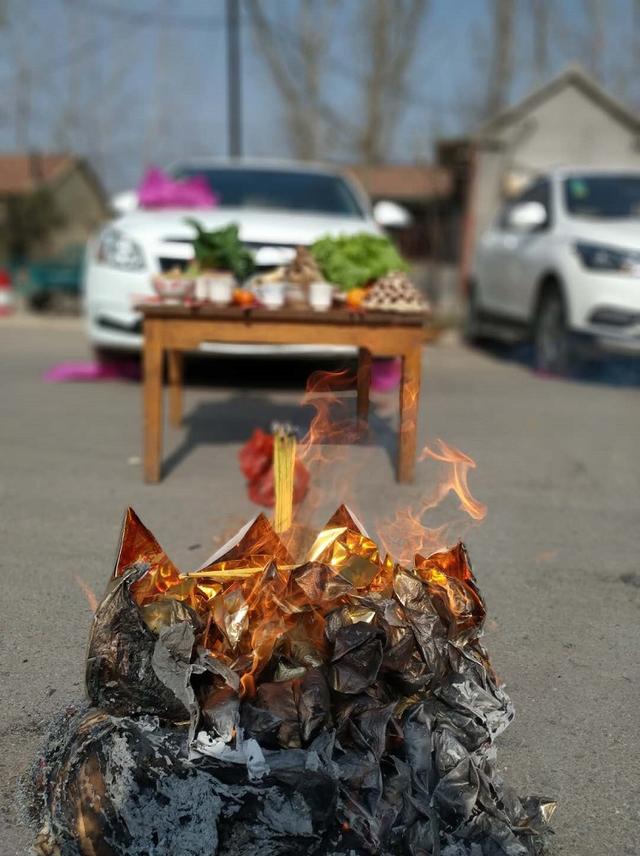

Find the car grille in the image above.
[
  {"left": 160, "top": 237, "right": 299, "bottom": 252},
  {"left": 158, "top": 241, "right": 299, "bottom": 273},
  {"left": 158, "top": 257, "right": 191, "bottom": 272}
]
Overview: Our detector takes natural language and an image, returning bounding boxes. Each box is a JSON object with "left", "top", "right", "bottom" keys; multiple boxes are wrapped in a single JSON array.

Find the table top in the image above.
[{"left": 137, "top": 302, "right": 430, "bottom": 328}]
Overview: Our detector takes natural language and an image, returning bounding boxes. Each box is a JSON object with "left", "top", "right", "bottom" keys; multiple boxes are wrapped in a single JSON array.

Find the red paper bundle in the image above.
[{"left": 239, "top": 429, "right": 309, "bottom": 507}]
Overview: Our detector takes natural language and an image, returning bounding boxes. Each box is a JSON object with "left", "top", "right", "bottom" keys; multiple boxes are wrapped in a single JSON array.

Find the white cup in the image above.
[
  {"left": 197, "top": 273, "right": 234, "bottom": 305},
  {"left": 209, "top": 278, "right": 233, "bottom": 306},
  {"left": 309, "top": 281, "right": 333, "bottom": 312},
  {"left": 260, "top": 281, "right": 285, "bottom": 310}
]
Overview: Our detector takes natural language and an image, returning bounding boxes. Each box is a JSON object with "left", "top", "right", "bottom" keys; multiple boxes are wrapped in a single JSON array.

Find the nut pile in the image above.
[
  {"left": 284, "top": 246, "right": 322, "bottom": 287},
  {"left": 363, "top": 271, "right": 429, "bottom": 314}
]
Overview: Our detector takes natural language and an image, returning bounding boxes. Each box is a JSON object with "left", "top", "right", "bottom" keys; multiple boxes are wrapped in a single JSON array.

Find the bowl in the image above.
[{"left": 152, "top": 274, "right": 195, "bottom": 302}]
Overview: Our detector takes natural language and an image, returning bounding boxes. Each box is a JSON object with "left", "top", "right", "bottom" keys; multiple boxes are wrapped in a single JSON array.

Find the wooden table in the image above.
[{"left": 139, "top": 304, "right": 434, "bottom": 484}]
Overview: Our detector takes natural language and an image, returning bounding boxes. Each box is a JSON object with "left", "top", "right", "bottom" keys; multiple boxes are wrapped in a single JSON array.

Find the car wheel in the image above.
[
  {"left": 462, "top": 282, "right": 483, "bottom": 344},
  {"left": 534, "top": 289, "right": 575, "bottom": 375}
]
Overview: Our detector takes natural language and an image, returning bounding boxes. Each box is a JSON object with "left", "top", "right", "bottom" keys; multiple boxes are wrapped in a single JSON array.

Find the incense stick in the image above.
[{"left": 273, "top": 424, "right": 296, "bottom": 533}]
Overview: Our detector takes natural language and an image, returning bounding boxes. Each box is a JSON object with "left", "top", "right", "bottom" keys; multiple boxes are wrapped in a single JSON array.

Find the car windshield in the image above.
[
  {"left": 172, "top": 166, "right": 364, "bottom": 217},
  {"left": 563, "top": 174, "right": 640, "bottom": 219}
]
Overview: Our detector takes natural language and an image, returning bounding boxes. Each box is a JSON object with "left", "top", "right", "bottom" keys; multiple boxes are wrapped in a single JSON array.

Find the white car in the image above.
[
  {"left": 84, "top": 160, "right": 408, "bottom": 357},
  {"left": 468, "top": 168, "right": 640, "bottom": 373}
]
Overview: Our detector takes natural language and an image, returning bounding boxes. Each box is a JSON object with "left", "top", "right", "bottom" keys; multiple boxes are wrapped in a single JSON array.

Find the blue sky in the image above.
[{"left": 0, "top": 0, "right": 637, "bottom": 191}]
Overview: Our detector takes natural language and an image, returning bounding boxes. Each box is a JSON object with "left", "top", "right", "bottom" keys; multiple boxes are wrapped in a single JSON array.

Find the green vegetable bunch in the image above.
[
  {"left": 310, "top": 232, "right": 408, "bottom": 291},
  {"left": 186, "top": 219, "right": 255, "bottom": 281}
]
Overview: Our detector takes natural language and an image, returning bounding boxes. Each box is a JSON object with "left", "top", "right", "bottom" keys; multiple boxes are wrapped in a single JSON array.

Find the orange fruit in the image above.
[
  {"left": 346, "top": 288, "right": 366, "bottom": 308},
  {"left": 233, "top": 289, "right": 254, "bottom": 307}
]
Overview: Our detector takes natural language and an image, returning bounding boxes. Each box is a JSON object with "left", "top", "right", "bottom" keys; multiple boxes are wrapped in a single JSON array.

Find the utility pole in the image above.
[{"left": 226, "top": 0, "right": 242, "bottom": 157}]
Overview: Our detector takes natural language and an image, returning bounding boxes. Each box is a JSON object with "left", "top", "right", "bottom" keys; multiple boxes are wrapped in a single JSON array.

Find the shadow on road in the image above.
[
  {"left": 468, "top": 340, "right": 640, "bottom": 388},
  {"left": 163, "top": 384, "right": 400, "bottom": 479},
  {"left": 182, "top": 353, "right": 358, "bottom": 391}
]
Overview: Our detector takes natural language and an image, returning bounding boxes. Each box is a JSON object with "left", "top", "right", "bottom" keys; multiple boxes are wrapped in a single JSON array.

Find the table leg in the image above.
[
  {"left": 398, "top": 346, "right": 422, "bottom": 483},
  {"left": 143, "top": 321, "right": 164, "bottom": 483},
  {"left": 167, "top": 349, "right": 184, "bottom": 427},
  {"left": 356, "top": 347, "right": 372, "bottom": 435}
]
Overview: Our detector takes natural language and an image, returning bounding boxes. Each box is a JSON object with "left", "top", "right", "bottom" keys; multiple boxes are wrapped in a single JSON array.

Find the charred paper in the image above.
[{"left": 31, "top": 505, "right": 556, "bottom": 855}]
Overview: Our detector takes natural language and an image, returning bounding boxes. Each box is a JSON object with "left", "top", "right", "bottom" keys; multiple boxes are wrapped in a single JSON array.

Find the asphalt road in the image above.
[{"left": 1, "top": 317, "right": 639, "bottom": 855}]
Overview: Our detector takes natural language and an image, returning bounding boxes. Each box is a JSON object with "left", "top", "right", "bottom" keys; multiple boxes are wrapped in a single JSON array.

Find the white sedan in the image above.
[
  {"left": 468, "top": 168, "right": 640, "bottom": 373},
  {"left": 84, "top": 160, "right": 408, "bottom": 358}
]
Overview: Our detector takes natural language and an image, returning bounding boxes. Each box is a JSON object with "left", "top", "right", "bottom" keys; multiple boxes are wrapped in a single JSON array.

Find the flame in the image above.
[
  {"left": 115, "top": 505, "right": 488, "bottom": 702},
  {"left": 299, "top": 368, "right": 359, "bottom": 455},
  {"left": 272, "top": 368, "right": 365, "bottom": 556},
  {"left": 419, "top": 441, "right": 487, "bottom": 521},
  {"left": 74, "top": 576, "right": 98, "bottom": 613},
  {"left": 289, "top": 372, "right": 488, "bottom": 571},
  {"left": 297, "top": 368, "right": 360, "bottom": 498},
  {"left": 377, "top": 439, "right": 487, "bottom": 565}
]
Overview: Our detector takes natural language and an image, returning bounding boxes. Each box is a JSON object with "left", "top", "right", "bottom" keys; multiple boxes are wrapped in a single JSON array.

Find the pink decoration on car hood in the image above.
[{"left": 137, "top": 166, "right": 218, "bottom": 209}]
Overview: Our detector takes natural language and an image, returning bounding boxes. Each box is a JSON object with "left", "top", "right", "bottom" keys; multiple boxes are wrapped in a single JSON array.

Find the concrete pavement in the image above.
[{"left": 0, "top": 318, "right": 638, "bottom": 854}]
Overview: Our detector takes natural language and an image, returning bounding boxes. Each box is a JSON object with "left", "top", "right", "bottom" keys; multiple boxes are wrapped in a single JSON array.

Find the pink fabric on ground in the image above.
[
  {"left": 371, "top": 358, "right": 401, "bottom": 392},
  {"left": 137, "top": 166, "right": 218, "bottom": 209},
  {"left": 42, "top": 361, "right": 140, "bottom": 383}
]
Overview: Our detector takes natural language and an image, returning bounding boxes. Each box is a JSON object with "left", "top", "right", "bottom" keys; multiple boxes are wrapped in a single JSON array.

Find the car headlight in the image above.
[
  {"left": 97, "top": 228, "right": 146, "bottom": 271},
  {"left": 575, "top": 241, "right": 640, "bottom": 275}
]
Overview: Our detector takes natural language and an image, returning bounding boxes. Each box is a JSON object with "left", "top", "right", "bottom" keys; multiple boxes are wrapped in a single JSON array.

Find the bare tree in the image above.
[
  {"left": 530, "top": 0, "right": 549, "bottom": 83},
  {"left": 552, "top": 0, "right": 639, "bottom": 102},
  {"left": 248, "top": 0, "right": 429, "bottom": 163},
  {"left": 52, "top": 0, "right": 85, "bottom": 152},
  {"left": 584, "top": 0, "right": 605, "bottom": 82},
  {"left": 6, "top": 1, "right": 34, "bottom": 149},
  {"left": 484, "top": 0, "right": 515, "bottom": 119},
  {"left": 633, "top": 0, "right": 640, "bottom": 108},
  {"left": 143, "top": 0, "right": 173, "bottom": 166},
  {"left": 246, "top": 0, "right": 346, "bottom": 160},
  {"left": 355, "top": 0, "right": 429, "bottom": 163}
]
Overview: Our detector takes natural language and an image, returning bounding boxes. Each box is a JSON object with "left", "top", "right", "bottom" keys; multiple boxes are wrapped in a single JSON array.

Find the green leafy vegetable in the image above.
[
  {"left": 310, "top": 232, "right": 408, "bottom": 291},
  {"left": 186, "top": 219, "right": 255, "bottom": 280}
]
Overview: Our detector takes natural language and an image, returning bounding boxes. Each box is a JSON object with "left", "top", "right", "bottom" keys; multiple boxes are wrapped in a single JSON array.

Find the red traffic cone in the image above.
[{"left": 0, "top": 269, "right": 13, "bottom": 317}]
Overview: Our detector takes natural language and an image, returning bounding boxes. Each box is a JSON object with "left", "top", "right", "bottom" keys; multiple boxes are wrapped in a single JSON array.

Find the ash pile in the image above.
[{"left": 31, "top": 507, "right": 556, "bottom": 856}]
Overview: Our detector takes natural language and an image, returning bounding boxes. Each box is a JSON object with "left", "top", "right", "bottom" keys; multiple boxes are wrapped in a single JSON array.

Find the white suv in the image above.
[{"left": 469, "top": 168, "right": 640, "bottom": 373}]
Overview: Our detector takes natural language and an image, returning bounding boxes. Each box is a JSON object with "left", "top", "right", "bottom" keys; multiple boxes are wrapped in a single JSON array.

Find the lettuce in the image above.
[{"left": 310, "top": 232, "right": 408, "bottom": 291}]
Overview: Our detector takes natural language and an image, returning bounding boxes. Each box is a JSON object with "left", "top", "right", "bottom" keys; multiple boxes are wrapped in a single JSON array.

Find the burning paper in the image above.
[{"left": 31, "top": 507, "right": 556, "bottom": 856}]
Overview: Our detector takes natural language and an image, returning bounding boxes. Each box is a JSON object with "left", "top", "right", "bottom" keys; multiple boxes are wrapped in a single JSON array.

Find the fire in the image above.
[
  {"left": 419, "top": 440, "right": 487, "bottom": 521},
  {"left": 297, "top": 368, "right": 360, "bottom": 500},
  {"left": 377, "top": 439, "right": 487, "bottom": 564},
  {"left": 274, "top": 370, "right": 488, "bottom": 569},
  {"left": 74, "top": 576, "right": 98, "bottom": 613},
  {"left": 109, "top": 506, "right": 476, "bottom": 698},
  {"left": 299, "top": 368, "right": 359, "bottom": 455},
  {"left": 141, "top": 370, "right": 489, "bottom": 679},
  {"left": 105, "top": 502, "right": 491, "bottom": 710}
]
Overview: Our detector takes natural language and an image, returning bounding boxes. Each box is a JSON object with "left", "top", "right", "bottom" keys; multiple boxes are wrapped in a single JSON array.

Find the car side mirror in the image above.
[
  {"left": 110, "top": 190, "right": 138, "bottom": 217},
  {"left": 507, "top": 201, "right": 546, "bottom": 232},
  {"left": 373, "top": 199, "right": 412, "bottom": 228}
]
